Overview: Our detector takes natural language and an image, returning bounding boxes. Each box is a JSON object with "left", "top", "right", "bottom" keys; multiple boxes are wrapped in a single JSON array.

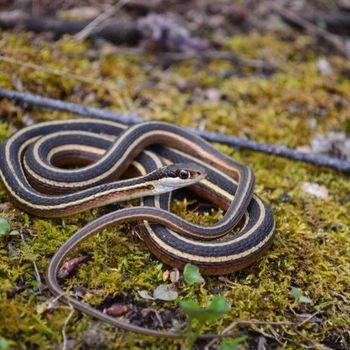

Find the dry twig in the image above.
[
  {"left": 74, "top": 0, "right": 129, "bottom": 41},
  {"left": 0, "top": 88, "right": 349, "bottom": 174},
  {"left": 61, "top": 302, "right": 75, "bottom": 350}
]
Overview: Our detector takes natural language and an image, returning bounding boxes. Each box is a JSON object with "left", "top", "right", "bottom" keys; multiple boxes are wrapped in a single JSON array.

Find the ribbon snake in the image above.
[{"left": 0, "top": 118, "right": 275, "bottom": 337}]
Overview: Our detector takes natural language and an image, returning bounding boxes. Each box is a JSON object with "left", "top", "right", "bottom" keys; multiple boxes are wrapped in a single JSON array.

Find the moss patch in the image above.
[{"left": 0, "top": 30, "right": 349, "bottom": 349}]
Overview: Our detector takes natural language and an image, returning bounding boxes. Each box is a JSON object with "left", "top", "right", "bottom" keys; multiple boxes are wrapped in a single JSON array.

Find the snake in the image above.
[{"left": 0, "top": 118, "right": 275, "bottom": 338}]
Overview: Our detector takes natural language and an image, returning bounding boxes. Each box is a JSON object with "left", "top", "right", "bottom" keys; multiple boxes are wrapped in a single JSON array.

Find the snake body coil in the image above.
[{"left": 0, "top": 118, "right": 275, "bottom": 337}]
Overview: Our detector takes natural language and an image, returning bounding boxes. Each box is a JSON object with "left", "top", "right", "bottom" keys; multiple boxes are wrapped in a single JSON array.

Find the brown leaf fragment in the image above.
[
  {"left": 105, "top": 303, "right": 129, "bottom": 317},
  {"left": 169, "top": 268, "right": 180, "bottom": 283},
  {"left": 58, "top": 255, "right": 89, "bottom": 279},
  {"left": 0, "top": 202, "right": 14, "bottom": 211},
  {"left": 162, "top": 270, "right": 170, "bottom": 281}
]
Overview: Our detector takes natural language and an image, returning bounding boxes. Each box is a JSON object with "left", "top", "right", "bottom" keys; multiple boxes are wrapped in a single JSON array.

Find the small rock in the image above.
[
  {"left": 301, "top": 182, "right": 329, "bottom": 199},
  {"left": 308, "top": 118, "right": 317, "bottom": 129},
  {"left": 317, "top": 58, "right": 333, "bottom": 76},
  {"left": 205, "top": 88, "right": 221, "bottom": 103}
]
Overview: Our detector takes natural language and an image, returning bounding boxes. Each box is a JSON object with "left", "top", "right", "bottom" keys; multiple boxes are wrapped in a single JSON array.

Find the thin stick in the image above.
[
  {"left": 0, "top": 87, "right": 349, "bottom": 174},
  {"left": 297, "top": 312, "right": 319, "bottom": 327},
  {"left": 0, "top": 87, "right": 142, "bottom": 124},
  {"left": 61, "top": 302, "right": 75, "bottom": 350},
  {"left": 74, "top": 0, "right": 128, "bottom": 41}
]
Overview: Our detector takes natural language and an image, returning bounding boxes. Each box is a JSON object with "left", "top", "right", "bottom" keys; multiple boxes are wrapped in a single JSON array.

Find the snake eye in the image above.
[{"left": 178, "top": 169, "right": 190, "bottom": 179}]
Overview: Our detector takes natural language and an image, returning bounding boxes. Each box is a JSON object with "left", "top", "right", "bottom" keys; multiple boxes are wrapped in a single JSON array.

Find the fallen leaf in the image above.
[
  {"left": 0, "top": 218, "right": 10, "bottom": 238},
  {"left": 105, "top": 303, "right": 129, "bottom": 317},
  {"left": 57, "top": 255, "right": 89, "bottom": 279},
  {"left": 162, "top": 270, "right": 170, "bottom": 281},
  {"left": 138, "top": 290, "right": 155, "bottom": 300},
  {"left": 170, "top": 268, "right": 180, "bottom": 283},
  {"left": 153, "top": 284, "right": 178, "bottom": 301}
]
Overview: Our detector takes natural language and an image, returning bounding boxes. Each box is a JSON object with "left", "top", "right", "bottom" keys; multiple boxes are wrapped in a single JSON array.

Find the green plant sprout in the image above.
[
  {"left": 183, "top": 263, "right": 205, "bottom": 285},
  {"left": 291, "top": 287, "right": 313, "bottom": 304},
  {"left": 181, "top": 265, "right": 246, "bottom": 349},
  {"left": 0, "top": 218, "right": 19, "bottom": 238},
  {"left": 220, "top": 336, "right": 247, "bottom": 350},
  {"left": 180, "top": 296, "right": 230, "bottom": 349}
]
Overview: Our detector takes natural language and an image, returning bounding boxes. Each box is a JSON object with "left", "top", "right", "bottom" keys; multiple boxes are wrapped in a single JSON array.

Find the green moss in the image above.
[
  {"left": 0, "top": 122, "right": 10, "bottom": 143},
  {"left": 0, "top": 29, "right": 349, "bottom": 349}
]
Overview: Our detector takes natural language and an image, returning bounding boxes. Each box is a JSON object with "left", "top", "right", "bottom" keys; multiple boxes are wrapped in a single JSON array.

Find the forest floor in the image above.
[{"left": 0, "top": 1, "right": 350, "bottom": 350}]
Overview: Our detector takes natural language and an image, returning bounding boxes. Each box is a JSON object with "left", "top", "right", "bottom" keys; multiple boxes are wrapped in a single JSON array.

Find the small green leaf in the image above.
[
  {"left": 291, "top": 287, "right": 312, "bottom": 304},
  {"left": 291, "top": 287, "right": 302, "bottom": 298},
  {"left": 220, "top": 336, "right": 247, "bottom": 350},
  {"left": 180, "top": 296, "right": 230, "bottom": 323},
  {"left": 208, "top": 296, "right": 230, "bottom": 313},
  {"left": 0, "top": 337, "right": 9, "bottom": 350},
  {"left": 183, "top": 263, "right": 205, "bottom": 285},
  {"left": 180, "top": 299, "right": 199, "bottom": 311},
  {"left": 299, "top": 295, "right": 312, "bottom": 303},
  {"left": 180, "top": 300, "right": 211, "bottom": 322},
  {"left": 9, "top": 230, "right": 19, "bottom": 236},
  {"left": 0, "top": 218, "right": 10, "bottom": 237}
]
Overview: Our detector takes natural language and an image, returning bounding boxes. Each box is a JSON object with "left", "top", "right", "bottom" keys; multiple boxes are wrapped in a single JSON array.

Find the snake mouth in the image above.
[{"left": 151, "top": 163, "right": 206, "bottom": 195}]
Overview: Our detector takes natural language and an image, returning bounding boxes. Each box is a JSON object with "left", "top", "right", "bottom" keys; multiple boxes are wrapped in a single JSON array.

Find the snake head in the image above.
[{"left": 151, "top": 163, "right": 207, "bottom": 194}]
